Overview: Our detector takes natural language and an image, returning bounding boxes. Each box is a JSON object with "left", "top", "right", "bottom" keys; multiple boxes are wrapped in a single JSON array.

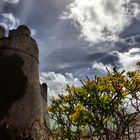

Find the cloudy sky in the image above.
[{"left": 1, "top": 0, "right": 140, "bottom": 99}]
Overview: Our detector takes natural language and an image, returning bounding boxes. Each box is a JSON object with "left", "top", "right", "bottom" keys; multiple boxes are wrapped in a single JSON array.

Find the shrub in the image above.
[{"left": 48, "top": 68, "right": 140, "bottom": 140}]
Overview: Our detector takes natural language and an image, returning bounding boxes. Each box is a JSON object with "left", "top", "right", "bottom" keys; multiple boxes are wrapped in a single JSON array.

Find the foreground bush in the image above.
[{"left": 48, "top": 68, "right": 140, "bottom": 140}]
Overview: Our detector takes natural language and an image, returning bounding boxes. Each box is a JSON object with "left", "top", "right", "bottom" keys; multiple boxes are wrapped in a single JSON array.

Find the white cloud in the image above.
[
  {"left": 1, "top": 13, "right": 20, "bottom": 30},
  {"left": 40, "top": 72, "right": 80, "bottom": 101},
  {"left": 31, "top": 28, "right": 36, "bottom": 36},
  {"left": 134, "top": 7, "right": 140, "bottom": 20},
  {"left": 3, "top": 0, "right": 20, "bottom": 4},
  {"left": 61, "top": 0, "right": 140, "bottom": 43},
  {"left": 92, "top": 48, "right": 140, "bottom": 73},
  {"left": 115, "top": 48, "right": 140, "bottom": 71},
  {"left": 131, "top": 1, "right": 140, "bottom": 20},
  {"left": 0, "top": 23, "right": 8, "bottom": 30},
  {"left": 55, "top": 63, "right": 70, "bottom": 70},
  {"left": 39, "top": 49, "right": 140, "bottom": 103},
  {"left": 92, "top": 62, "right": 113, "bottom": 74}
]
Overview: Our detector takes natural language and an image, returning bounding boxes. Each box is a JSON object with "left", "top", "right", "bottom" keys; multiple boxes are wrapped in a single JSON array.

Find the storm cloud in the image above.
[{"left": 0, "top": 0, "right": 140, "bottom": 99}]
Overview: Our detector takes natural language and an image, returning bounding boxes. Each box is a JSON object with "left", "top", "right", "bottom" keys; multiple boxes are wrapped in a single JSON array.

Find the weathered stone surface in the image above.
[
  {"left": 0, "top": 25, "right": 5, "bottom": 39},
  {"left": 0, "top": 25, "right": 49, "bottom": 140}
]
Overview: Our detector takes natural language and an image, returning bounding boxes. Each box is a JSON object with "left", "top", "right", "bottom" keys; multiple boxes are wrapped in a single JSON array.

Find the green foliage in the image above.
[
  {"left": 136, "top": 61, "right": 140, "bottom": 67},
  {"left": 48, "top": 69, "right": 140, "bottom": 140}
]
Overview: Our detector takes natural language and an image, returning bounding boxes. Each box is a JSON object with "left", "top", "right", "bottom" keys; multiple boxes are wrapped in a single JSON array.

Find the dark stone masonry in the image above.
[{"left": 0, "top": 25, "right": 49, "bottom": 140}]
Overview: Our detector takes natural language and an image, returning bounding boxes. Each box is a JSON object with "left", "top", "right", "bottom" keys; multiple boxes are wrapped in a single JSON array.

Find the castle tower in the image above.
[
  {"left": 0, "top": 25, "right": 5, "bottom": 39},
  {"left": 0, "top": 25, "right": 48, "bottom": 139}
]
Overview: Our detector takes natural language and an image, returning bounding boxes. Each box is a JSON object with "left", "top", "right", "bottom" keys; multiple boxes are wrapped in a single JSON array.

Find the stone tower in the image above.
[{"left": 0, "top": 25, "right": 49, "bottom": 139}]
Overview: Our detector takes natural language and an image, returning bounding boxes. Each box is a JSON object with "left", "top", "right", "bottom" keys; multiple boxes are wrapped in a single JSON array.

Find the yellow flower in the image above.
[
  {"left": 74, "top": 104, "right": 84, "bottom": 112},
  {"left": 47, "top": 106, "right": 52, "bottom": 112},
  {"left": 70, "top": 104, "right": 84, "bottom": 122},
  {"left": 70, "top": 112, "right": 78, "bottom": 122},
  {"left": 50, "top": 96, "right": 55, "bottom": 101},
  {"left": 59, "top": 93, "right": 66, "bottom": 99}
]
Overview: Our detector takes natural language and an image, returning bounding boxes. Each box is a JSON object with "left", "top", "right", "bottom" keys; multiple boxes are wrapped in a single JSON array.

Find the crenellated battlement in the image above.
[{"left": 0, "top": 25, "right": 39, "bottom": 63}]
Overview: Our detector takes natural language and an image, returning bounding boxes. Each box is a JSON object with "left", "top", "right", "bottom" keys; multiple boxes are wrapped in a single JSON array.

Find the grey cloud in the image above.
[
  {"left": 120, "top": 20, "right": 140, "bottom": 37},
  {"left": 2, "top": 0, "right": 20, "bottom": 4},
  {"left": 102, "top": 0, "right": 119, "bottom": 15},
  {"left": 133, "top": 34, "right": 140, "bottom": 42},
  {"left": 1, "top": 0, "right": 140, "bottom": 84}
]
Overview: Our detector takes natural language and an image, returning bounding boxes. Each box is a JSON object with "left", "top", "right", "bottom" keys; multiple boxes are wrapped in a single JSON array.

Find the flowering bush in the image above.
[{"left": 48, "top": 69, "right": 140, "bottom": 140}]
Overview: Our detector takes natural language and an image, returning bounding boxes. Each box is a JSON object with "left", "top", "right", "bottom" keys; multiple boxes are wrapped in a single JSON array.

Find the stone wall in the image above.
[{"left": 0, "top": 25, "right": 49, "bottom": 140}]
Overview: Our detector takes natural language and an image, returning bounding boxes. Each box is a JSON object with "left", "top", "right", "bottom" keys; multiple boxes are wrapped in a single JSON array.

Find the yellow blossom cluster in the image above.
[
  {"left": 70, "top": 112, "right": 78, "bottom": 122},
  {"left": 70, "top": 104, "right": 84, "bottom": 122},
  {"left": 74, "top": 104, "right": 84, "bottom": 112},
  {"left": 48, "top": 106, "right": 52, "bottom": 112}
]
